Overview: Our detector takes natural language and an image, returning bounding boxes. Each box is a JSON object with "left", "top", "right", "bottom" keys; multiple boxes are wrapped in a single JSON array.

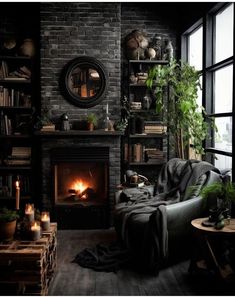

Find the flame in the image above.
[
  {"left": 71, "top": 179, "right": 88, "bottom": 194},
  {"left": 16, "top": 180, "right": 20, "bottom": 188}
]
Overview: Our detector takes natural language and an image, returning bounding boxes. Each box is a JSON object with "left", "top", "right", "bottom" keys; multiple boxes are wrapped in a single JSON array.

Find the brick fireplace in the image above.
[{"left": 38, "top": 131, "right": 122, "bottom": 229}]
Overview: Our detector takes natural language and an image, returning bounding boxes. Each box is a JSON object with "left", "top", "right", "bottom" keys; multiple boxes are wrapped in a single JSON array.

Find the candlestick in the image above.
[
  {"left": 25, "top": 203, "right": 34, "bottom": 223},
  {"left": 41, "top": 212, "right": 50, "bottom": 231},
  {"left": 30, "top": 221, "right": 41, "bottom": 241},
  {"left": 15, "top": 180, "right": 20, "bottom": 210}
]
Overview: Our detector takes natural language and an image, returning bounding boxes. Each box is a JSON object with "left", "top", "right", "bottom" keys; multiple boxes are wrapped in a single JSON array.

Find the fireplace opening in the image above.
[
  {"left": 51, "top": 147, "right": 110, "bottom": 229},
  {"left": 54, "top": 162, "right": 108, "bottom": 206}
]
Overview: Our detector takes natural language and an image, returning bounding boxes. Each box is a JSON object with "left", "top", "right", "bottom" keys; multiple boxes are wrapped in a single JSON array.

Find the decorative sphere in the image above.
[{"left": 146, "top": 48, "right": 156, "bottom": 59}]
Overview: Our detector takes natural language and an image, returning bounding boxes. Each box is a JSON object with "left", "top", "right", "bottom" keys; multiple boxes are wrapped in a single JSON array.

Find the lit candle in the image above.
[
  {"left": 30, "top": 221, "right": 41, "bottom": 241},
  {"left": 25, "top": 203, "right": 34, "bottom": 222},
  {"left": 41, "top": 212, "right": 50, "bottom": 231},
  {"left": 15, "top": 180, "right": 20, "bottom": 210}
]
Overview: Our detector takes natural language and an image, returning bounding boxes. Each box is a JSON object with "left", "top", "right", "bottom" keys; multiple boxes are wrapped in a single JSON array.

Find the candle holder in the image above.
[
  {"left": 41, "top": 211, "right": 50, "bottom": 231},
  {"left": 30, "top": 221, "right": 41, "bottom": 241},
  {"left": 25, "top": 204, "right": 35, "bottom": 223}
]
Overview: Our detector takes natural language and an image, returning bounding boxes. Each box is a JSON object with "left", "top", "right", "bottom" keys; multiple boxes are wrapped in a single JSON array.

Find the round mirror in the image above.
[{"left": 60, "top": 56, "right": 108, "bottom": 108}]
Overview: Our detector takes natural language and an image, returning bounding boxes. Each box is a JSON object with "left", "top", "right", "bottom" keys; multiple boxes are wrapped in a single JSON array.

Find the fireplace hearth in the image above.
[
  {"left": 52, "top": 147, "right": 109, "bottom": 206},
  {"left": 38, "top": 131, "right": 122, "bottom": 229}
]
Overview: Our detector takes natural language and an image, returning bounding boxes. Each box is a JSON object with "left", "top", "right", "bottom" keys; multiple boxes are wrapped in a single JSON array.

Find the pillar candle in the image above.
[
  {"left": 30, "top": 221, "right": 41, "bottom": 241},
  {"left": 41, "top": 212, "right": 50, "bottom": 231},
  {"left": 25, "top": 203, "right": 34, "bottom": 222},
  {"left": 15, "top": 181, "right": 20, "bottom": 210}
]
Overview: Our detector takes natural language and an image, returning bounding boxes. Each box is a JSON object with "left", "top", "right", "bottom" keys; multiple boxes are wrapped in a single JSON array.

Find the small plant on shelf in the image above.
[{"left": 87, "top": 113, "right": 98, "bottom": 131}]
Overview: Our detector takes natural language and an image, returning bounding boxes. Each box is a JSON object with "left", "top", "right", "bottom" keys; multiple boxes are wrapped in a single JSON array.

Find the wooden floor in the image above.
[{"left": 48, "top": 228, "right": 235, "bottom": 296}]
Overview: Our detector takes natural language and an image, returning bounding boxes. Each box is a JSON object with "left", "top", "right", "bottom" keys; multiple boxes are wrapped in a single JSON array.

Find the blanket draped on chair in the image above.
[{"left": 73, "top": 158, "right": 220, "bottom": 273}]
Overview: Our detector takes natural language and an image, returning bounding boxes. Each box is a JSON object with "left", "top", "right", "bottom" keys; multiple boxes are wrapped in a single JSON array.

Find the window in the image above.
[
  {"left": 188, "top": 26, "right": 203, "bottom": 70},
  {"left": 182, "top": 3, "right": 234, "bottom": 177},
  {"left": 215, "top": 4, "right": 234, "bottom": 63},
  {"left": 183, "top": 23, "right": 203, "bottom": 106}
]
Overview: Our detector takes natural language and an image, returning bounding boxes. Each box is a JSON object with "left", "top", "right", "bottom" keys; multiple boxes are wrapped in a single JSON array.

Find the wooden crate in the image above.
[{"left": 0, "top": 223, "right": 57, "bottom": 296}]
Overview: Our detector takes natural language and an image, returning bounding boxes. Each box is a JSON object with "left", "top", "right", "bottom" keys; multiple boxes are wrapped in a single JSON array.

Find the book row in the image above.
[
  {"left": 125, "top": 143, "right": 165, "bottom": 163},
  {"left": 0, "top": 174, "right": 31, "bottom": 198},
  {"left": 0, "top": 86, "right": 31, "bottom": 107}
]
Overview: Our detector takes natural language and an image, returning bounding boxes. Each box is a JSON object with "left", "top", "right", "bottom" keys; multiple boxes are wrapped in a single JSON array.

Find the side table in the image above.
[
  {"left": 0, "top": 222, "right": 57, "bottom": 295},
  {"left": 190, "top": 217, "right": 235, "bottom": 282}
]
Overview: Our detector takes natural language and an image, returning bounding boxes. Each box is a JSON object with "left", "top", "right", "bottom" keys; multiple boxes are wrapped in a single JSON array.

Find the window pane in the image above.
[
  {"left": 189, "top": 26, "right": 203, "bottom": 70},
  {"left": 215, "top": 4, "right": 234, "bottom": 63},
  {"left": 214, "top": 154, "right": 232, "bottom": 171},
  {"left": 214, "top": 65, "right": 233, "bottom": 113},
  {"left": 214, "top": 117, "right": 232, "bottom": 153}
]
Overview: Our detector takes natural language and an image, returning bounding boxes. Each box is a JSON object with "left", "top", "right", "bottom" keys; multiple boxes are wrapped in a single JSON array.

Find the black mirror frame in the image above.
[{"left": 60, "top": 56, "right": 108, "bottom": 108}]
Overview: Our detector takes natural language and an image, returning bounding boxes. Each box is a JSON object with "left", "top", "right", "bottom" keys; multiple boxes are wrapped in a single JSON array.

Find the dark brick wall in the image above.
[
  {"left": 40, "top": 2, "right": 121, "bottom": 123},
  {"left": 121, "top": 3, "right": 179, "bottom": 62}
]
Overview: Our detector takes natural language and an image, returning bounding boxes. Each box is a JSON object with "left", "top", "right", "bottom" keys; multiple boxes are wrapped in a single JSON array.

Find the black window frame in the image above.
[{"left": 182, "top": 2, "right": 234, "bottom": 181}]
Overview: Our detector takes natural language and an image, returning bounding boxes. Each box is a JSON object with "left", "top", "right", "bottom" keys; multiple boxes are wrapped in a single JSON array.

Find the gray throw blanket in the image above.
[
  {"left": 114, "top": 158, "right": 220, "bottom": 273},
  {"left": 73, "top": 158, "right": 220, "bottom": 274}
]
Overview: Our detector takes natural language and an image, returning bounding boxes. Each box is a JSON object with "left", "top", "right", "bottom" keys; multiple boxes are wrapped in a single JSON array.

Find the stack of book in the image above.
[
  {"left": 136, "top": 72, "right": 148, "bottom": 84},
  {"left": 0, "top": 61, "right": 31, "bottom": 81},
  {"left": 40, "top": 124, "right": 56, "bottom": 131},
  {"left": 144, "top": 148, "right": 165, "bottom": 163},
  {"left": 144, "top": 121, "right": 167, "bottom": 134},
  {"left": 5, "top": 147, "right": 31, "bottom": 166}
]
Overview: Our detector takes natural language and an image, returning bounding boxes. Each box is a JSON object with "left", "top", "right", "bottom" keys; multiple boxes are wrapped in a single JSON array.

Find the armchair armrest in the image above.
[{"left": 164, "top": 196, "right": 206, "bottom": 258}]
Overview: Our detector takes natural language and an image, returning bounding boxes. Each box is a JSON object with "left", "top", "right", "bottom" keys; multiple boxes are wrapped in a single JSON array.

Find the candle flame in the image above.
[{"left": 16, "top": 181, "right": 20, "bottom": 188}]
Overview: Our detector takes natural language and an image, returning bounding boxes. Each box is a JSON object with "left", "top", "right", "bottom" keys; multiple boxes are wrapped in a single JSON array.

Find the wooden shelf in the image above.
[
  {"left": 0, "top": 79, "right": 31, "bottom": 84},
  {"left": 129, "top": 133, "right": 167, "bottom": 138},
  {"left": 0, "top": 166, "right": 32, "bottom": 171},
  {"left": 0, "top": 106, "right": 33, "bottom": 112},
  {"left": 0, "top": 134, "right": 32, "bottom": 139},
  {"left": 129, "top": 60, "right": 169, "bottom": 64},
  {"left": 0, "top": 55, "right": 32, "bottom": 61},
  {"left": 128, "top": 161, "right": 166, "bottom": 166}
]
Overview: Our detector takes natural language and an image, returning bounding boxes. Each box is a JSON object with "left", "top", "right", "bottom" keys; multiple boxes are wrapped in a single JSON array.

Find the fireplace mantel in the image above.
[{"left": 34, "top": 130, "right": 124, "bottom": 137}]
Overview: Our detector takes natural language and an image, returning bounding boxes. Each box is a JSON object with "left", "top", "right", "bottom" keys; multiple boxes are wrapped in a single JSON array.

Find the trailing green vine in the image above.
[{"left": 146, "top": 59, "right": 213, "bottom": 159}]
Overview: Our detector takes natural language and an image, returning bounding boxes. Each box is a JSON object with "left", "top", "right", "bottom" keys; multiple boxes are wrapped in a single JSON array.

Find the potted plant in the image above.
[
  {"left": 200, "top": 181, "right": 235, "bottom": 229},
  {"left": 146, "top": 59, "right": 214, "bottom": 159},
  {"left": 0, "top": 207, "right": 19, "bottom": 241},
  {"left": 87, "top": 113, "right": 98, "bottom": 131}
]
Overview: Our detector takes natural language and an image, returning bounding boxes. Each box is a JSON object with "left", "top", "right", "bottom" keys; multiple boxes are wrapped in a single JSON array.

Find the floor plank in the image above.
[{"left": 48, "top": 228, "right": 235, "bottom": 296}]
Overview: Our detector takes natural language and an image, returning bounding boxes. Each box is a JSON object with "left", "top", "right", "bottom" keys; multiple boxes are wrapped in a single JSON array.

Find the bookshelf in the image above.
[
  {"left": 123, "top": 59, "right": 169, "bottom": 182},
  {"left": 0, "top": 54, "right": 36, "bottom": 208}
]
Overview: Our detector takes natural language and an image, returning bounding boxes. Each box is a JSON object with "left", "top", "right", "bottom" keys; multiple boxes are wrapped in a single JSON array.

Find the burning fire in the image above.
[
  {"left": 69, "top": 179, "right": 90, "bottom": 200},
  {"left": 74, "top": 180, "right": 88, "bottom": 193}
]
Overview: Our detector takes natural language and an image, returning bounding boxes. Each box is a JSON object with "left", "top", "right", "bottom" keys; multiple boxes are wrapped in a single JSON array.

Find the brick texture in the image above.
[{"left": 40, "top": 2, "right": 121, "bottom": 123}]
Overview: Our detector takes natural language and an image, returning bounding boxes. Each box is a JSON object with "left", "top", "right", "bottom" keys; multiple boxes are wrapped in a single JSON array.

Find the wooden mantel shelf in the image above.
[{"left": 34, "top": 129, "right": 124, "bottom": 137}]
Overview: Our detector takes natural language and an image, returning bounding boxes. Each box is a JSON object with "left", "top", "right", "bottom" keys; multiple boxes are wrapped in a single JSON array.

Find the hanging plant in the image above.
[{"left": 146, "top": 59, "right": 215, "bottom": 159}]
